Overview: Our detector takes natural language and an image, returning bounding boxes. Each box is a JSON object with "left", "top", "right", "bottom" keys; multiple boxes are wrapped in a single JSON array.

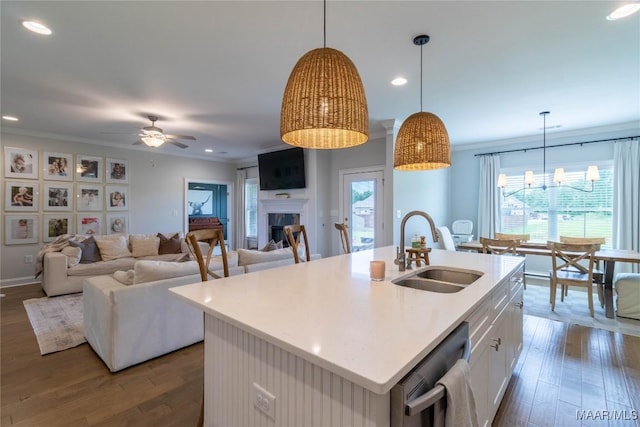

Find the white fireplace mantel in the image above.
[{"left": 259, "top": 198, "right": 309, "bottom": 247}]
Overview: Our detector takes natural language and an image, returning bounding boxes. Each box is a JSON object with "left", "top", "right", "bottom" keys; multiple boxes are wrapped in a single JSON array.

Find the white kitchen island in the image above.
[{"left": 170, "top": 246, "right": 524, "bottom": 427}]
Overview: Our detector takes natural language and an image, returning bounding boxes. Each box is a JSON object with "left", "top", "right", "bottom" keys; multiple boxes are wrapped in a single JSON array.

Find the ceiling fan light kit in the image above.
[
  {"left": 280, "top": 0, "right": 369, "bottom": 149},
  {"left": 394, "top": 34, "right": 451, "bottom": 171},
  {"left": 135, "top": 115, "right": 195, "bottom": 149}
]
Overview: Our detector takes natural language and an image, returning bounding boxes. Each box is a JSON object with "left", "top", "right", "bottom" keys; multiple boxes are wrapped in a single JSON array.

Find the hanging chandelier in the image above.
[
  {"left": 394, "top": 34, "right": 451, "bottom": 171},
  {"left": 498, "top": 111, "right": 600, "bottom": 197},
  {"left": 280, "top": 0, "right": 368, "bottom": 149}
]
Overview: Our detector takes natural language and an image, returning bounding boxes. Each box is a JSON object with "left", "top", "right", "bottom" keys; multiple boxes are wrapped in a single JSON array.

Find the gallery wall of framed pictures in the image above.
[{"left": 3, "top": 146, "right": 130, "bottom": 245}]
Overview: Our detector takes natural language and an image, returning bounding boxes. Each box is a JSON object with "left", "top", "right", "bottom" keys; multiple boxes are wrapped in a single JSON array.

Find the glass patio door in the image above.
[{"left": 340, "top": 169, "right": 384, "bottom": 252}]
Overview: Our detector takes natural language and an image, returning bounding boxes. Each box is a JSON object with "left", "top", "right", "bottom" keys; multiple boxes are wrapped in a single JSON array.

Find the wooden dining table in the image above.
[{"left": 458, "top": 241, "right": 640, "bottom": 318}]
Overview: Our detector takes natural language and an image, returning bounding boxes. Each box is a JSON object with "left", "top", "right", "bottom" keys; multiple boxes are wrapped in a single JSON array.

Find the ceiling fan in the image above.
[{"left": 133, "top": 115, "right": 196, "bottom": 149}]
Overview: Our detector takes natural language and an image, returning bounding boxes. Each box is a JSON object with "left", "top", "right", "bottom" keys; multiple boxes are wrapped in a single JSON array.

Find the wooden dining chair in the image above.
[
  {"left": 480, "top": 237, "right": 520, "bottom": 255},
  {"left": 558, "top": 236, "right": 605, "bottom": 307},
  {"left": 334, "top": 223, "right": 351, "bottom": 254},
  {"left": 548, "top": 241, "right": 599, "bottom": 317},
  {"left": 185, "top": 229, "right": 230, "bottom": 427},
  {"left": 481, "top": 237, "right": 525, "bottom": 288},
  {"left": 495, "top": 232, "right": 530, "bottom": 242},
  {"left": 185, "top": 229, "right": 229, "bottom": 280},
  {"left": 284, "top": 224, "right": 310, "bottom": 264}
]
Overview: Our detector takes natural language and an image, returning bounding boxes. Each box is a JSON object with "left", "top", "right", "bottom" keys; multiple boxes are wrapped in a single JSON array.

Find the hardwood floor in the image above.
[
  {"left": 2, "top": 284, "right": 639, "bottom": 426},
  {"left": 1, "top": 284, "right": 202, "bottom": 426},
  {"left": 493, "top": 314, "right": 640, "bottom": 427}
]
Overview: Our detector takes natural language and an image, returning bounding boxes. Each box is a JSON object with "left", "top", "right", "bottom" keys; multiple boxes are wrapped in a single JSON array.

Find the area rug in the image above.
[
  {"left": 523, "top": 282, "right": 640, "bottom": 337},
  {"left": 23, "top": 293, "right": 86, "bottom": 355}
]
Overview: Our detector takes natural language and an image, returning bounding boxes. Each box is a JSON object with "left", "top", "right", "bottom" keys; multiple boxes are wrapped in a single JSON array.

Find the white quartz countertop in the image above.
[{"left": 169, "top": 246, "right": 523, "bottom": 394}]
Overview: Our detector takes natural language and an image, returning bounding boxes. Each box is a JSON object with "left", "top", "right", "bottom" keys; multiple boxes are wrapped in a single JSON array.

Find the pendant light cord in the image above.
[
  {"left": 542, "top": 111, "right": 548, "bottom": 189},
  {"left": 323, "top": 0, "right": 326, "bottom": 48},
  {"left": 420, "top": 44, "right": 423, "bottom": 112}
]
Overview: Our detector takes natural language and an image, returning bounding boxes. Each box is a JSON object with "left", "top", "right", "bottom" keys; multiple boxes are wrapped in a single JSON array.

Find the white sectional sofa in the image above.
[
  {"left": 39, "top": 232, "right": 193, "bottom": 296},
  {"left": 82, "top": 246, "right": 320, "bottom": 372}
]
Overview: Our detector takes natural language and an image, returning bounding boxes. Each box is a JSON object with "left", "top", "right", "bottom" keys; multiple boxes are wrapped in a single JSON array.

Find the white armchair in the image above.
[{"left": 437, "top": 226, "right": 457, "bottom": 251}]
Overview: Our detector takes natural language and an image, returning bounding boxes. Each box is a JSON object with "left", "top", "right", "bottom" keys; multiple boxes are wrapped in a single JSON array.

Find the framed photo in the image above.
[
  {"left": 4, "top": 147, "right": 38, "bottom": 179},
  {"left": 5, "top": 214, "right": 38, "bottom": 245},
  {"left": 77, "top": 214, "right": 102, "bottom": 236},
  {"left": 106, "top": 158, "right": 129, "bottom": 184},
  {"left": 106, "top": 213, "right": 129, "bottom": 234},
  {"left": 76, "top": 155, "right": 103, "bottom": 182},
  {"left": 43, "top": 152, "right": 73, "bottom": 181},
  {"left": 43, "top": 183, "right": 73, "bottom": 211},
  {"left": 5, "top": 181, "right": 39, "bottom": 211},
  {"left": 76, "top": 185, "right": 103, "bottom": 211},
  {"left": 43, "top": 214, "right": 73, "bottom": 242},
  {"left": 106, "top": 186, "right": 128, "bottom": 211}
]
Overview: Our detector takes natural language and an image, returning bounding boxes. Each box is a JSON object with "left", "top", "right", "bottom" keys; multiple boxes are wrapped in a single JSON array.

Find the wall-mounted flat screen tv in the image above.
[{"left": 258, "top": 147, "right": 306, "bottom": 191}]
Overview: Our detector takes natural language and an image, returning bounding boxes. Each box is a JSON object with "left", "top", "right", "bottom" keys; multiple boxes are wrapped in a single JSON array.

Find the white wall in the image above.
[{"left": 1, "top": 132, "right": 236, "bottom": 286}]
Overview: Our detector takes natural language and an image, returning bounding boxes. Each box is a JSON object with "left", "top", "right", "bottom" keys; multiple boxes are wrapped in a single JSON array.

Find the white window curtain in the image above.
[
  {"left": 477, "top": 155, "right": 501, "bottom": 239},
  {"left": 613, "top": 139, "right": 640, "bottom": 273},
  {"left": 235, "top": 169, "right": 247, "bottom": 249}
]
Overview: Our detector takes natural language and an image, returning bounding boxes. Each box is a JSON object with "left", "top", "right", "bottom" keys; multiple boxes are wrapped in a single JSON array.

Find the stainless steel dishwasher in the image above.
[{"left": 390, "top": 321, "right": 471, "bottom": 427}]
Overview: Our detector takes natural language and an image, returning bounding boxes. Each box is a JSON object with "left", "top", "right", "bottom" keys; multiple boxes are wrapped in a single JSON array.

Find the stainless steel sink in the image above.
[
  {"left": 392, "top": 278, "right": 467, "bottom": 293},
  {"left": 415, "top": 268, "right": 482, "bottom": 285},
  {"left": 392, "top": 266, "right": 483, "bottom": 293}
]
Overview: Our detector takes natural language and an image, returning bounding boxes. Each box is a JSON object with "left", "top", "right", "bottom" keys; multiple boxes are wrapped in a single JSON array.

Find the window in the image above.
[
  {"left": 499, "top": 162, "right": 613, "bottom": 246},
  {"left": 244, "top": 178, "right": 258, "bottom": 238}
]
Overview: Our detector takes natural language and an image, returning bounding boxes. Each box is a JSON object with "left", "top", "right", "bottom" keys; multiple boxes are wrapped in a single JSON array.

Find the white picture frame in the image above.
[
  {"left": 106, "top": 186, "right": 128, "bottom": 211},
  {"left": 43, "top": 183, "right": 73, "bottom": 211},
  {"left": 4, "top": 147, "right": 38, "bottom": 179},
  {"left": 75, "top": 155, "right": 103, "bottom": 182},
  {"left": 76, "top": 185, "right": 103, "bottom": 211},
  {"left": 5, "top": 181, "right": 39, "bottom": 211},
  {"left": 106, "top": 213, "right": 129, "bottom": 234},
  {"left": 106, "top": 158, "right": 129, "bottom": 184},
  {"left": 77, "top": 214, "right": 102, "bottom": 236},
  {"left": 5, "top": 214, "right": 39, "bottom": 245},
  {"left": 43, "top": 214, "right": 73, "bottom": 242},
  {"left": 43, "top": 152, "right": 73, "bottom": 181}
]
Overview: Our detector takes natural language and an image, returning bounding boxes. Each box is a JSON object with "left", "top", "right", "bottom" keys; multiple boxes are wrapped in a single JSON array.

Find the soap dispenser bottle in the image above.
[{"left": 411, "top": 233, "right": 420, "bottom": 249}]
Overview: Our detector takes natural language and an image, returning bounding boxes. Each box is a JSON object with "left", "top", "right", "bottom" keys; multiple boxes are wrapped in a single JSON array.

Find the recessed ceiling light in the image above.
[
  {"left": 2, "top": 115, "right": 19, "bottom": 121},
  {"left": 606, "top": 2, "right": 640, "bottom": 20},
  {"left": 391, "top": 77, "right": 407, "bottom": 86},
  {"left": 22, "top": 20, "right": 52, "bottom": 35},
  {"left": 205, "top": 149, "right": 213, "bottom": 153}
]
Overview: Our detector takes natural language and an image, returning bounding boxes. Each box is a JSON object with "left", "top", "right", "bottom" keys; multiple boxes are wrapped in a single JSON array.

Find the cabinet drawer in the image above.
[
  {"left": 492, "top": 279, "right": 509, "bottom": 316},
  {"left": 466, "top": 302, "right": 491, "bottom": 346},
  {"left": 509, "top": 267, "right": 525, "bottom": 295}
]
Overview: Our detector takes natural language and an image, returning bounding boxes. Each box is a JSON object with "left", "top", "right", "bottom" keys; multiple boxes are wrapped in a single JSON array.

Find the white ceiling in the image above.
[{"left": 1, "top": 1, "right": 639, "bottom": 161}]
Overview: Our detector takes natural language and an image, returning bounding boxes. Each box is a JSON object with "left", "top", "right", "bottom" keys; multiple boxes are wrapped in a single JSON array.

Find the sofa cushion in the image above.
[
  {"left": 113, "top": 269, "right": 135, "bottom": 285},
  {"left": 237, "top": 247, "right": 294, "bottom": 266},
  {"left": 138, "top": 253, "right": 190, "bottom": 262},
  {"left": 130, "top": 234, "right": 160, "bottom": 257},
  {"left": 261, "top": 239, "right": 278, "bottom": 252},
  {"left": 69, "top": 236, "right": 102, "bottom": 264},
  {"left": 61, "top": 246, "right": 82, "bottom": 268},
  {"left": 68, "top": 257, "right": 137, "bottom": 276},
  {"left": 134, "top": 260, "right": 201, "bottom": 284},
  {"left": 158, "top": 232, "right": 182, "bottom": 254},
  {"left": 95, "top": 235, "right": 132, "bottom": 261}
]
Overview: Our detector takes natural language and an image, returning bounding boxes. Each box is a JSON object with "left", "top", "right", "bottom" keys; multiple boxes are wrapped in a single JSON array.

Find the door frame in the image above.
[
  {"left": 338, "top": 166, "right": 385, "bottom": 251},
  {"left": 184, "top": 178, "right": 234, "bottom": 248}
]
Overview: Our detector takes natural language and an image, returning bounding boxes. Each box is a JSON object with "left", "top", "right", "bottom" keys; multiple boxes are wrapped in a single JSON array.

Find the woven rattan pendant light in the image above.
[
  {"left": 280, "top": 0, "right": 368, "bottom": 149},
  {"left": 394, "top": 35, "right": 451, "bottom": 170}
]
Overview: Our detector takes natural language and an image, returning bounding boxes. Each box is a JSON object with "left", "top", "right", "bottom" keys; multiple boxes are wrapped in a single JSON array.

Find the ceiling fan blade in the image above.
[
  {"left": 168, "top": 139, "right": 189, "bottom": 149},
  {"left": 165, "top": 134, "right": 196, "bottom": 141},
  {"left": 133, "top": 139, "right": 144, "bottom": 145}
]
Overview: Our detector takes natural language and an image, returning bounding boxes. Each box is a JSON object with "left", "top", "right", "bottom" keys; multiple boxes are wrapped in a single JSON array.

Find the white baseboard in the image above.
[{"left": 0, "top": 277, "right": 41, "bottom": 288}]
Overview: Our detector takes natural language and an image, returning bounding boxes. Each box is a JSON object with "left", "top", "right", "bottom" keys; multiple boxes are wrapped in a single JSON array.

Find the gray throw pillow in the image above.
[
  {"left": 69, "top": 236, "right": 102, "bottom": 264},
  {"left": 261, "top": 239, "right": 278, "bottom": 252}
]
